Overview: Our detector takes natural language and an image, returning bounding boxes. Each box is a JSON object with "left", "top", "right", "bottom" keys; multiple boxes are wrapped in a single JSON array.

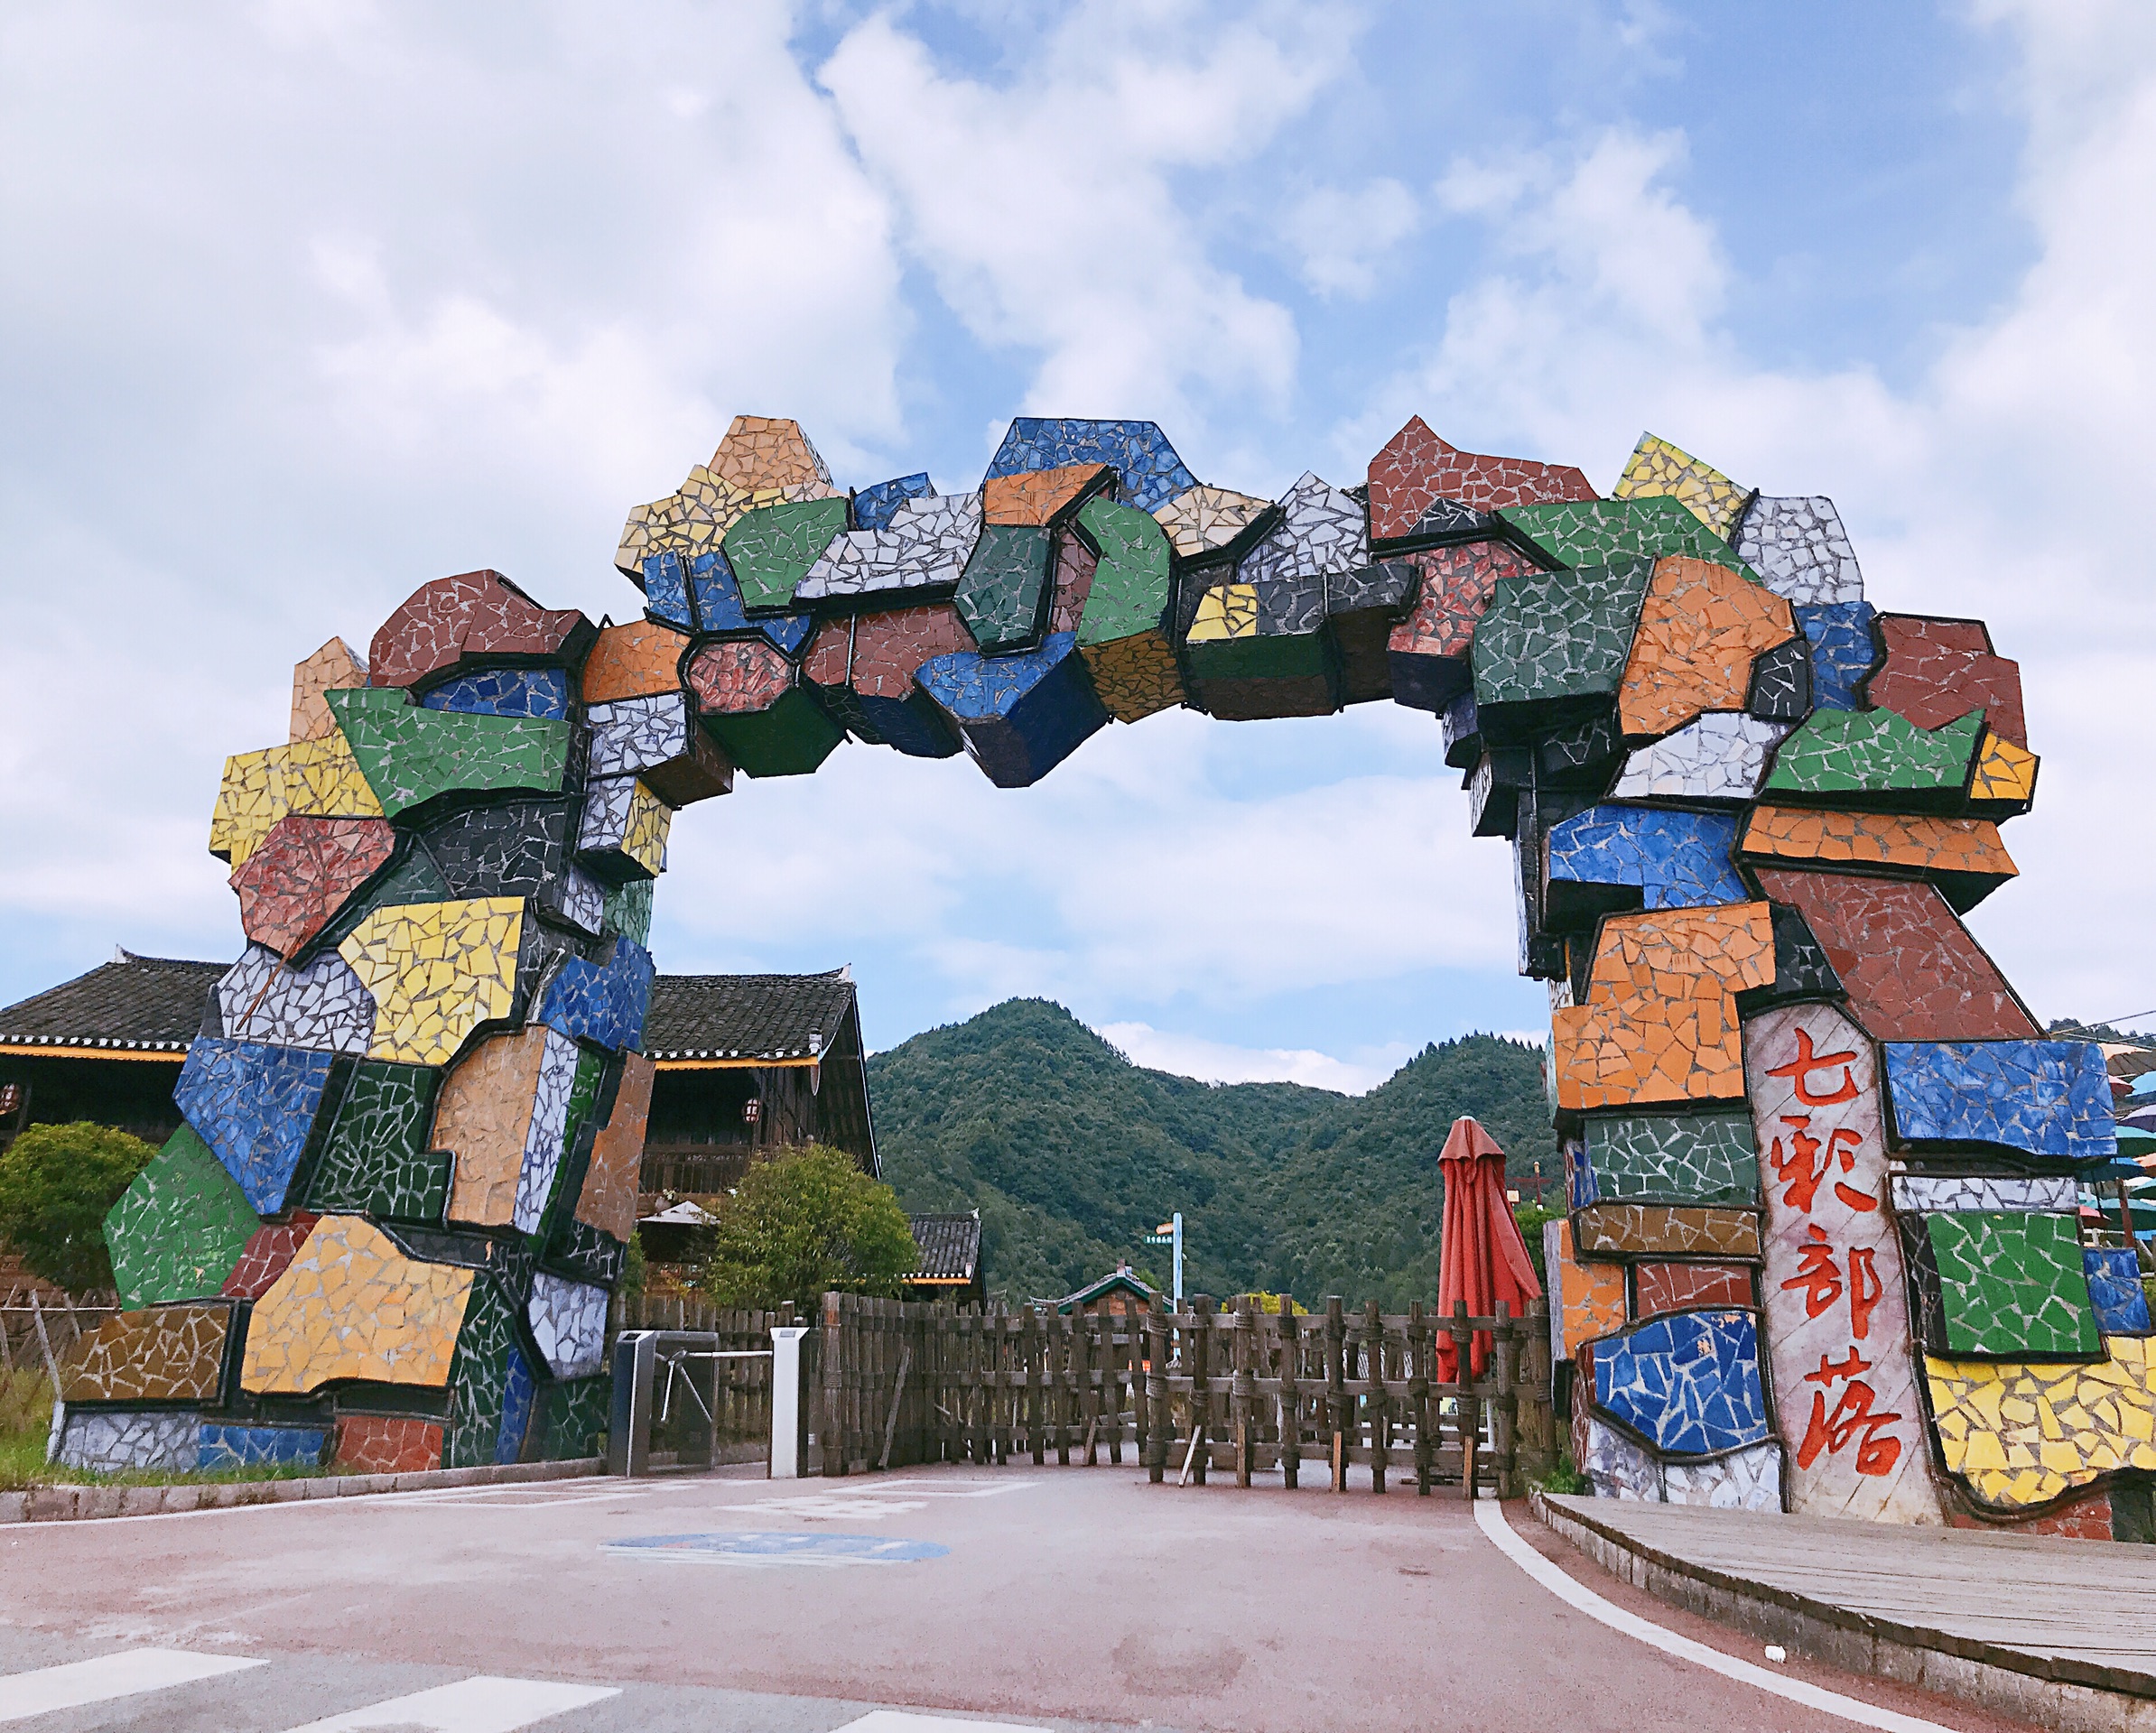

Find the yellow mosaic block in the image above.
[
  {"left": 290, "top": 638, "right": 367, "bottom": 743},
  {"left": 1970, "top": 731, "right": 2039, "bottom": 808},
  {"left": 1080, "top": 632, "right": 1185, "bottom": 723},
  {"left": 1925, "top": 1338, "right": 2156, "bottom": 1510},
  {"left": 240, "top": 1215, "right": 474, "bottom": 1395},
  {"left": 619, "top": 781, "right": 672, "bottom": 878},
  {"left": 1186, "top": 583, "right": 1259, "bottom": 642},
  {"left": 1612, "top": 432, "right": 1752, "bottom": 538},
  {"left": 209, "top": 728, "right": 385, "bottom": 866},
  {"left": 1154, "top": 486, "right": 1273, "bottom": 559},
  {"left": 338, "top": 896, "right": 523, "bottom": 1067}
]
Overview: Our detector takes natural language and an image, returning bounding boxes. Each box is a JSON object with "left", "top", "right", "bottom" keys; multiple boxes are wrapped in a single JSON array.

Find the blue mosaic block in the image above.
[
  {"left": 174, "top": 1036, "right": 336, "bottom": 1213},
  {"left": 984, "top": 419, "right": 1196, "bottom": 514},
  {"left": 683, "top": 551, "right": 813, "bottom": 653},
  {"left": 538, "top": 936, "right": 654, "bottom": 1054},
  {"left": 420, "top": 669, "right": 571, "bottom": 720},
  {"left": 856, "top": 691, "right": 961, "bottom": 759},
  {"left": 498, "top": 1339, "right": 536, "bottom": 1465},
  {"left": 855, "top": 472, "right": 933, "bottom": 531},
  {"left": 1566, "top": 1137, "right": 1595, "bottom": 1209},
  {"left": 1546, "top": 806, "right": 1747, "bottom": 911},
  {"left": 2085, "top": 1247, "right": 2152, "bottom": 1335},
  {"left": 1795, "top": 600, "right": 1876, "bottom": 710},
  {"left": 1882, "top": 1041, "right": 2115, "bottom": 1163},
  {"left": 916, "top": 632, "right": 1108, "bottom": 788},
  {"left": 1594, "top": 1309, "right": 1770, "bottom": 1457},
  {"left": 198, "top": 1423, "right": 328, "bottom": 1469},
  {"left": 638, "top": 551, "right": 694, "bottom": 630}
]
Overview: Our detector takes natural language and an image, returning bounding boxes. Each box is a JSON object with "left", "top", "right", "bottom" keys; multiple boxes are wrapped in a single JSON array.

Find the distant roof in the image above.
[
  {"left": 907, "top": 1212, "right": 981, "bottom": 1284},
  {"left": 642, "top": 970, "right": 858, "bottom": 1062},
  {"left": 0, "top": 952, "right": 220, "bottom": 1052},
  {"left": 1058, "top": 1267, "right": 1156, "bottom": 1311}
]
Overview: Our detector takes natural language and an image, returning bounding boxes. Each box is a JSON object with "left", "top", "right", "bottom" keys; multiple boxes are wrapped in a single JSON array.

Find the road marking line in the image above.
[
  {"left": 1474, "top": 1499, "right": 1956, "bottom": 1733},
  {"left": 832, "top": 1714, "right": 1050, "bottom": 1732},
  {"left": 279, "top": 1674, "right": 619, "bottom": 1731},
  {"left": 0, "top": 1648, "right": 265, "bottom": 1722}
]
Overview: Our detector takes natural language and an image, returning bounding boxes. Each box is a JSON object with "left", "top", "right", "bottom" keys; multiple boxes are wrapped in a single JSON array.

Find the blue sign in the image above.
[{"left": 603, "top": 1531, "right": 950, "bottom": 1568}]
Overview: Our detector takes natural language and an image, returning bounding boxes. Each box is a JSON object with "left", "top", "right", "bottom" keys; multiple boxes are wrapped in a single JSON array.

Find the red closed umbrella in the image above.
[{"left": 1433, "top": 1115, "right": 1543, "bottom": 1380}]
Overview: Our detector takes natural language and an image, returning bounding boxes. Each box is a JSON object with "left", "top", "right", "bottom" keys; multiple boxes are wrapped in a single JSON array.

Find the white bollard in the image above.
[{"left": 769, "top": 1326, "right": 810, "bottom": 1478}]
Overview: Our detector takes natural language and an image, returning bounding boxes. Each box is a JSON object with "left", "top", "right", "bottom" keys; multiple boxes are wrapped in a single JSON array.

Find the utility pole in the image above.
[{"left": 1142, "top": 1212, "right": 1185, "bottom": 1306}]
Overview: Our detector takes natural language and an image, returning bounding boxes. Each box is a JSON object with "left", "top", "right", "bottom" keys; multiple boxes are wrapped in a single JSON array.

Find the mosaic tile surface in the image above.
[
  {"left": 175, "top": 1036, "right": 337, "bottom": 1213},
  {"left": 291, "top": 637, "right": 368, "bottom": 742},
  {"left": 1610, "top": 712, "right": 1791, "bottom": 803},
  {"left": 1612, "top": 433, "right": 1753, "bottom": 537},
  {"left": 58, "top": 1410, "right": 200, "bottom": 1474},
  {"left": 1745, "top": 637, "right": 1813, "bottom": 720},
  {"left": 1501, "top": 496, "right": 1756, "bottom": 577},
  {"left": 795, "top": 492, "right": 979, "bottom": 606},
  {"left": 105, "top": 1126, "right": 259, "bottom": 1310},
  {"left": 537, "top": 1376, "right": 610, "bottom": 1460},
  {"left": 368, "top": 569, "right": 589, "bottom": 690},
  {"left": 538, "top": 936, "right": 653, "bottom": 1054},
  {"left": 328, "top": 688, "right": 571, "bottom": 819},
  {"left": 1546, "top": 805, "right": 1748, "bottom": 912},
  {"left": 1473, "top": 558, "right": 1653, "bottom": 728},
  {"left": 1584, "top": 1413, "right": 1664, "bottom": 1500},
  {"left": 528, "top": 1271, "right": 609, "bottom": 1378},
  {"left": 1764, "top": 706, "right": 1985, "bottom": 809},
  {"left": 338, "top": 896, "right": 524, "bottom": 1067},
  {"left": 1617, "top": 555, "right": 1794, "bottom": 737},
  {"left": 303, "top": 1061, "right": 448, "bottom": 1222},
  {"left": 982, "top": 462, "right": 1111, "bottom": 527},
  {"left": 61, "top": 1303, "right": 232, "bottom": 1403},
  {"left": 1867, "top": 615, "right": 2027, "bottom": 746},
  {"left": 722, "top": 496, "right": 852, "bottom": 610},
  {"left": 578, "top": 1052, "right": 651, "bottom": 1243},
  {"left": 1580, "top": 1112, "right": 1759, "bottom": 1207},
  {"left": 216, "top": 946, "right": 375, "bottom": 1056},
  {"left": 444, "top": 1273, "right": 531, "bottom": 1469},
  {"left": 1741, "top": 808, "right": 2016, "bottom": 907},
  {"left": 229, "top": 816, "right": 396, "bottom": 959},
  {"left": 575, "top": 775, "right": 672, "bottom": 878},
  {"left": 1733, "top": 496, "right": 1863, "bottom": 606},
  {"left": 954, "top": 524, "right": 1055, "bottom": 653},
  {"left": 1926, "top": 1337, "right": 2156, "bottom": 1510},
  {"left": 1572, "top": 1205, "right": 1761, "bottom": 1258},
  {"left": 1970, "top": 731, "right": 2039, "bottom": 809},
  {"left": 420, "top": 668, "right": 570, "bottom": 720},
  {"left": 221, "top": 1210, "right": 321, "bottom": 1300},
  {"left": 673, "top": 549, "right": 813, "bottom": 655},
  {"left": 333, "top": 1413, "right": 444, "bottom": 1473},
  {"left": 2086, "top": 1248, "right": 2153, "bottom": 1335},
  {"left": 209, "top": 729, "right": 385, "bottom": 867},
  {"left": 983, "top": 418, "right": 1195, "bottom": 514},
  {"left": 1636, "top": 1263, "right": 1755, "bottom": 1317},
  {"left": 1081, "top": 631, "right": 1185, "bottom": 724},
  {"left": 586, "top": 693, "right": 731, "bottom": 810},
  {"left": 1919, "top": 1211, "right": 2099, "bottom": 1358},
  {"left": 199, "top": 1424, "right": 327, "bottom": 1469},
  {"left": 1154, "top": 484, "right": 1273, "bottom": 558},
  {"left": 602, "top": 877, "right": 653, "bottom": 946},
  {"left": 1547, "top": 1216, "right": 1629, "bottom": 1358},
  {"left": 855, "top": 471, "right": 934, "bottom": 531},
  {"left": 1745, "top": 1003, "right": 1938, "bottom": 1522},
  {"left": 1889, "top": 1174, "right": 2077, "bottom": 1213},
  {"left": 242, "top": 1215, "right": 473, "bottom": 1395},
  {"left": 1385, "top": 540, "right": 1539, "bottom": 712},
  {"left": 417, "top": 800, "right": 572, "bottom": 906},
  {"left": 1365, "top": 418, "right": 1594, "bottom": 537},
  {"left": 1237, "top": 472, "right": 1367, "bottom": 587},
  {"left": 1794, "top": 601, "right": 1878, "bottom": 710},
  {"left": 685, "top": 639, "right": 842, "bottom": 778},
  {"left": 1551, "top": 903, "right": 1775, "bottom": 1111},
  {"left": 581, "top": 620, "right": 689, "bottom": 703},
  {"left": 437, "top": 1026, "right": 572, "bottom": 1229},
  {"left": 917, "top": 632, "right": 1106, "bottom": 787},
  {"left": 1594, "top": 1309, "right": 1770, "bottom": 1456},
  {"left": 1661, "top": 1441, "right": 1784, "bottom": 1510},
  {"left": 1752, "top": 869, "right": 2037, "bottom": 1043},
  {"left": 1882, "top": 1040, "right": 2114, "bottom": 1162},
  {"left": 1073, "top": 496, "right": 1174, "bottom": 648}
]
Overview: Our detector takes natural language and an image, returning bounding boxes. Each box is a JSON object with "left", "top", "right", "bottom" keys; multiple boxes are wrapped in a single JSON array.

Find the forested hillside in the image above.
[{"left": 868, "top": 999, "right": 1555, "bottom": 1308}]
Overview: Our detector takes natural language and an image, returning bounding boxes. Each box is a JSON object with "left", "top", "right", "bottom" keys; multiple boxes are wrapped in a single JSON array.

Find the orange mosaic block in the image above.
[
  {"left": 1739, "top": 805, "right": 2017, "bottom": 880},
  {"left": 1970, "top": 731, "right": 2039, "bottom": 810},
  {"left": 61, "top": 1303, "right": 231, "bottom": 1403},
  {"left": 1617, "top": 556, "right": 1794, "bottom": 737},
  {"left": 333, "top": 1413, "right": 445, "bottom": 1474},
  {"left": 290, "top": 638, "right": 367, "bottom": 743},
  {"left": 577, "top": 1052, "right": 652, "bottom": 1243},
  {"left": 1549, "top": 1218, "right": 1626, "bottom": 1354},
  {"left": 581, "top": 621, "right": 689, "bottom": 704},
  {"left": 982, "top": 463, "right": 1111, "bottom": 527},
  {"left": 240, "top": 1215, "right": 473, "bottom": 1395},
  {"left": 1551, "top": 903, "right": 1775, "bottom": 1112},
  {"left": 437, "top": 1028, "right": 553, "bottom": 1228},
  {"left": 708, "top": 414, "right": 838, "bottom": 496}
]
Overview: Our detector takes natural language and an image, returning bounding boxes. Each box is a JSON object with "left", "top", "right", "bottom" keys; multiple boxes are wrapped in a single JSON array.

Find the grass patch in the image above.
[{"left": 1528, "top": 1450, "right": 1590, "bottom": 1497}]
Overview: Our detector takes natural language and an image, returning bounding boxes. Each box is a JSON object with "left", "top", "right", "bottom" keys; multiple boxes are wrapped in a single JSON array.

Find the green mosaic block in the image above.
[
  {"left": 327, "top": 689, "right": 570, "bottom": 819},
  {"left": 601, "top": 876, "right": 653, "bottom": 945},
  {"left": 1471, "top": 558, "right": 1652, "bottom": 730},
  {"left": 1584, "top": 1112, "right": 1760, "bottom": 1206},
  {"left": 444, "top": 1272, "right": 528, "bottom": 1469},
  {"left": 302, "top": 1061, "right": 450, "bottom": 1223},
  {"left": 537, "top": 1374, "right": 610, "bottom": 1460},
  {"left": 701, "top": 688, "right": 844, "bottom": 778},
  {"left": 956, "top": 525, "right": 1055, "bottom": 653},
  {"left": 1926, "top": 1212, "right": 2099, "bottom": 1358},
  {"left": 1074, "top": 496, "right": 1173, "bottom": 646},
  {"left": 1761, "top": 706, "right": 1984, "bottom": 808},
  {"left": 1187, "top": 629, "right": 1330, "bottom": 682},
  {"left": 721, "top": 497, "right": 850, "bottom": 611},
  {"left": 104, "top": 1126, "right": 258, "bottom": 1309},
  {"left": 1501, "top": 496, "right": 1759, "bottom": 578},
  {"left": 310, "top": 841, "right": 452, "bottom": 958}
]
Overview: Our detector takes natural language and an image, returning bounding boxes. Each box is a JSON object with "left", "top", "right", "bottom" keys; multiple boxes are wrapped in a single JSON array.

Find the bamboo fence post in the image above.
[
  {"left": 1452, "top": 1300, "right": 1476, "bottom": 1501},
  {"left": 821, "top": 1292, "right": 844, "bottom": 1476},
  {"left": 1408, "top": 1300, "right": 1433, "bottom": 1497},
  {"left": 1324, "top": 1296, "right": 1348, "bottom": 1493},
  {"left": 1070, "top": 1308, "right": 1092, "bottom": 1465},
  {"left": 1364, "top": 1301, "right": 1390, "bottom": 1495},
  {"left": 1276, "top": 1298, "right": 1300, "bottom": 1490},
  {"left": 1232, "top": 1295, "right": 1256, "bottom": 1487},
  {"left": 1144, "top": 1293, "right": 1169, "bottom": 1483},
  {"left": 1188, "top": 1294, "right": 1213, "bottom": 1487},
  {"left": 1492, "top": 1299, "right": 1519, "bottom": 1500}
]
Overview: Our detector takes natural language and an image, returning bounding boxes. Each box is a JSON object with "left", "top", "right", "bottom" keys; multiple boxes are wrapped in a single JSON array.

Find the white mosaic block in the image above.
[
  {"left": 1611, "top": 712, "right": 1792, "bottom": 802},
  {"left": 576, "top": 776, "right": 637, "bottom": 855},
  {"left": 557, "top": 866, "right": 606, "bottom": 938},
  {"left": 1890, "top": 1173, "right": 2079, "bottom": 1213},
  {"left": 1237, "top": 472, "right": 1366, "bottom": 584},
  {"left": 586, "top": 694, "right": 692, "bottom": 781},
  {"left": 795, "top": 492, "right": 982, "bottom": 601},
  {"left": 512, "top": 1026, "right": 583, "bottom": 1234},
  {"left": 1663, "top": 1441, "right": 1783, "bottom": 1511},
  {"left": 1154, "top": 485, "right": 1273, "bottom": 559},
  {"left": 1734, "top": 496, "right": 1863, "bottom": 606},
  {"left": 218, "top": 944, "right": 375, "bottom": 1055},
  {"left": 60, "top": 1409, "right": 200, "bottom": 1472},
  {"left": 1584, "top": 1416, "right": 1662, "bottom": 1501},
  {"left": 528, "top": 1272, "right": 609, "bottom": 1377}
]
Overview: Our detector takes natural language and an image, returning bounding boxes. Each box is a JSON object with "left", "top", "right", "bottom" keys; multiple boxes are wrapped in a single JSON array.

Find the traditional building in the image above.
[
  {"left": 903, "top": 1211, "right": 984, "bottom": 1307},
  {"left": 1057, "top": 1264, "right": 1155, "bottom": 1319}
]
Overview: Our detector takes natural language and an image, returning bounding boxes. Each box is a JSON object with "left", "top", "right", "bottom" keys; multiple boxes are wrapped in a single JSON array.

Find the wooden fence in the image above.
[
  {"left": 806, "top": 1291, "right": 1557, "bottom": 1497},
  {"left": 0, "top": 1287, "right": 117, "bottom": 1379},
  {"left": 610, "top": 1293, "right": 786, "bottom": 1460}
]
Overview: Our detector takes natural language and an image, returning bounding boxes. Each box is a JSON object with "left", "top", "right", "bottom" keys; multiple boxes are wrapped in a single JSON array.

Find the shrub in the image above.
[
  {"left": 698, "top": 1145, "right": 918, "bottom": 1311},
  {"left": 0, "top": 1122, "right": 157, "bottom": 1292}
]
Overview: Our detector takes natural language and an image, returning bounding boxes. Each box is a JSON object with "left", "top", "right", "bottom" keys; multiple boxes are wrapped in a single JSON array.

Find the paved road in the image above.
[{"left": 0, "top": 1464, "right": 2038, "bottom": 1731}]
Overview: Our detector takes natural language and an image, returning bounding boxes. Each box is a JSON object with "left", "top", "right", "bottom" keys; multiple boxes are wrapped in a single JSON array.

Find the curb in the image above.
[
  {"left": 1532, "top": 1490, "right": 2156, "bottom": 1733},
  {"left": 0, "top": 1457, "right": 608, "bottom": 1524}
]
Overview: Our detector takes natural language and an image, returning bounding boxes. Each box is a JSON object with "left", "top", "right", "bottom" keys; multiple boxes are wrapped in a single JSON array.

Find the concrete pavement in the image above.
[{"left": 0, "top": 1463, "right": 2042, "bottom": 1731}]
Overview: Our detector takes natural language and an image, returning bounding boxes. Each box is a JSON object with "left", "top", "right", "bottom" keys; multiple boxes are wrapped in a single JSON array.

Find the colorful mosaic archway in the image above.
[{"left": 62, "top": 412, "right": 2145, "bottom": 1531}]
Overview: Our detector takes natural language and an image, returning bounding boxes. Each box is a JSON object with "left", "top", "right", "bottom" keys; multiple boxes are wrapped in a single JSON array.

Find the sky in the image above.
[{"left": 3, "top": 1, "right": 2152, "bottom": 1092}]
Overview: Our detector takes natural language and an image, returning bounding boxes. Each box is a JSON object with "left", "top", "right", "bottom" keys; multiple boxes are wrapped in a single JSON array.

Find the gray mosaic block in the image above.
[
  {"left": 1584, "top": 1415, "right": 1662, "bottom": 1501},
  {"left": 1611, "top": 712, "right": 1792, "bottom": 803},
  {"left": 1733, "top": 496, "right": 1863, "bottom": 606},
  {"left": 1236, "top": 472, "right": 1367, "bottom": 585},
  {"left": 558, "top": 866, "right": 605, "bottom": 938},
  {"left": 795, "top": 491, "right": 982, "bottom": 602},
  {"left": 1889, "top": 1174, "right": 2079, "bottom": 1214},
  {"left": 586, "top": 694, "right": 692, "bottom": 780},
  {"left": 217, "top": 945, "right": 375, "bottom": 1056},
  {"left": 1581, "top": 1112, "right": 1761, "bottom": 1207},
  {"left": 512, "top": 1026, "right": 583, "bottom": 1235},
  {"left": 528, "top": 1270, "right": 609, "bottom": 1377},
  {"left": 1662, "top": 1441, "right": 1783, "bottom": 1511},
  {"left": 58, "top": 1409, "right": 200, "bottom": 1472}
]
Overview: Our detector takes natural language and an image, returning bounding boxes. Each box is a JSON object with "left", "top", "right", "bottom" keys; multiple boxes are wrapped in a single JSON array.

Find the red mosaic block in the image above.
[
  {"left": 1865, "top": 615, "right": 2026, "bottom": 746},
  {"left": 220, "top": 1210, "right": 320, "bottom": 1300},
  {"left": 839, "top": 605, "right": 979, "bottom": 700},
  {"left": 1754, "top": 867, "right": 2039, "bottom": 1043},
  {"left": 1948, "top": 1496, "right": 2111, "bottom": 1542},
  {"left": 1046, "top": 529, "right": 1098, "bottom": 637},
  {"left": 1634, "top": 1262, "right": 1753, "bottom": 1318},
  {"left": 333, "top": 1413, "right": 445, "bottom": 1474},
  {"left": 1366, "top": 416, "right": 1596, "bottom": 542},
  {"left": 368, "top": 570, "right": 590, "bottom": 690},
  {"left": 1386, "top": 540, "right": 1540, "bottom": 710},
  {"left": 229, "top": 816, "right": 397, "bottom": 959},
  {"left": 685, "top": 638, "right": 793, "bottom": 714}
]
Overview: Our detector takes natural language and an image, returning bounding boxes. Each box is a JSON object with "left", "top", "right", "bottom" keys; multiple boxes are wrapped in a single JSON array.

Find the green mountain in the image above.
[{"left": 868, "top": 998, "right": 1557, "bottom": 1310}]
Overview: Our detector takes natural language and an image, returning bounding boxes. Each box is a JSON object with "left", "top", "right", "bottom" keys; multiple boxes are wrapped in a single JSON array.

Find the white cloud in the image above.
[
  {"left": 1097, "top": 1020, "right": 1411, "bottom": 1093},
  {"left": 1283, "top": 178, "right": 1418, "bottom": 299}
]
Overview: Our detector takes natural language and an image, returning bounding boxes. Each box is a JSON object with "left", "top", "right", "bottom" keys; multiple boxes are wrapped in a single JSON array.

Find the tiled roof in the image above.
[
  {"left": 0, "top": 953, "right": 219, "bottom": 1052},
  {"left": 641, "top": 970, "right": 857, "bottom": 1062},
  {"left": 907, "top": 1212, "right": 981, "bottom": 1283},
  {"left": 1058, "top": 1267, "right": 1156, "bottom": 1311}
]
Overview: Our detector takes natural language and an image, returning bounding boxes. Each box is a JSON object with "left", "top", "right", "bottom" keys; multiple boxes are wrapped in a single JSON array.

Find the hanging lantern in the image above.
[{"left": 742, "top": 1095, "right": 761, "bottom": 1125}]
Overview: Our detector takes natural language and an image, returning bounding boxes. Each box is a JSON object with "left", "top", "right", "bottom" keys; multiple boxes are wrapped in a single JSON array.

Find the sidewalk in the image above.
[{"left": 1538, "top": 1491, "right": 2156, "bottom": 1733}]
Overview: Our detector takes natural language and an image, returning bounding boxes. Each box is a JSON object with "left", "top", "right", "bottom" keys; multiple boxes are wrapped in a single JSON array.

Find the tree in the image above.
[
  {"left": 698, "top": 1145, "right": 919, "bottom": 1311},
  {"left": 0, "top": 1122, "right": 158, "bottom": 1292}
]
